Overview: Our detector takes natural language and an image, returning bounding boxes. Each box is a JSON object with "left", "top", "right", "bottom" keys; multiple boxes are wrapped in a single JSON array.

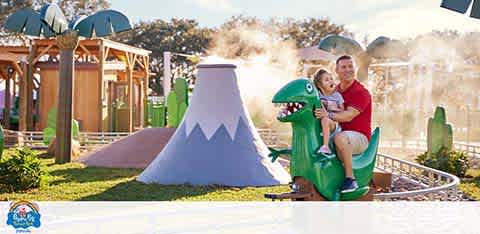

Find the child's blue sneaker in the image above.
[{"left": 341, "top": 177, "right": 358, "bottom": 193}]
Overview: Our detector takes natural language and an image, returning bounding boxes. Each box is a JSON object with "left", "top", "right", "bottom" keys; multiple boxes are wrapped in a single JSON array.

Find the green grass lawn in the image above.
[
  {"left": 0, "top": 151, "right": 290, "bottom": 201},
  {"left": 2, "top": 149, "right": 479, "bottom": 201},
  {"left": 459, "top": 169, "right": 480, "bottom": 200}
]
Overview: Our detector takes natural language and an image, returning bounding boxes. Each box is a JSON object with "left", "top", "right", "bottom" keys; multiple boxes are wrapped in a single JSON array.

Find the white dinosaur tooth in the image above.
[
  {"left": 293, "top": 107, "right": 298, "bottom": 112},
  {"left": 281, "top": 112, "right": 286, "bottom": 117},
  {"left": 287, "top": 110, "right": 291, "bottom": 115}
]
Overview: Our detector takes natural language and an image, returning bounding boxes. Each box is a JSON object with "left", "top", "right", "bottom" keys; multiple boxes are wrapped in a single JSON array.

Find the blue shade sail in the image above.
[
  {"left": 4, "top": 8, "right": 55, "bottom": 37},
  {"left": 73, "top": 10, "right": 132, "bottom": 38}
]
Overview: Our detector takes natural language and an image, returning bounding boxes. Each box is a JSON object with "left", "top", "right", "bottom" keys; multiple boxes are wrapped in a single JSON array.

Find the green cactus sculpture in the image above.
[
  {"left": 427, "top": 106, "right": 453, "bottom": 156},
  {"left": 167, "top": 92, "right": 178, "bottom": 127},
  {"left": 166, "top": 77, "right": 189, "bottom": 128},
  {"left": 174, "top": 78, "right": 189, "bottom": 106},
  {"left": 43, "top": 108, "right": 80, "bottom": 145}
]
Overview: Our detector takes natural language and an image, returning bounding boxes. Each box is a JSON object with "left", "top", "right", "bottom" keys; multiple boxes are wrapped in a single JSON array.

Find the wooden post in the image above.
[
  {"left": 26, "top": 44, "right": 37, "bottom": 130},
  {"left": 126, "top": 52, "right": 134, "bottom": 132},
  {"left": 98, "top": 40, "right": 105, "bottom": 132},
  {"left": 143, "top": 56, "right": 149, "bottom": 127},
  {"left": 55, "top": 30, "right": 79, "bottom": 164},
  {"left": 4, "top": 70, "right": 11, "bottom": 129},
  {"left": 19, "top": 62, "right": 27, "bottom": 131}
]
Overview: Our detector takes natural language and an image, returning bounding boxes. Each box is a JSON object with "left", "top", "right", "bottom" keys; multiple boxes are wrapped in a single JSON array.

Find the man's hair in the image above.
[{"left": 336, "top": 55, "right": 353, "bottom": 65}]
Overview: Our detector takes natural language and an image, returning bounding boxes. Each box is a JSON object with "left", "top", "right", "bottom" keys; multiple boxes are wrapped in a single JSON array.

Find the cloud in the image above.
[{"left": 190, "top": 0, "right": 238, "bottom": 13}]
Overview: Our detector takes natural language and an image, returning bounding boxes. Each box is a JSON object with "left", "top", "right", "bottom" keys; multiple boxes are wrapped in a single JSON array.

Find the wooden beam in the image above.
[
  {"left": 102, "top": 38, "right": 151, "bottom": 57},
  {"left": 11, "top": 62, "right": 24, "bottom": 77},
  {"left": 104, "top": 47, "right": 110, "bottom": 60},
  {"left": 78, "top": 44, "right": 99, "bottom": 62},
  {"left": 32, "top": 44, "right": 53, "bottom": 64},
  {"left": 0, "top": 66, "right": 8, "bottom": 80}
]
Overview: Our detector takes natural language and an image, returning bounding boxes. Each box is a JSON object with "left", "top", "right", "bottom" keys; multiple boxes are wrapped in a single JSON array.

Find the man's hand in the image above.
[{"left": 314, "top": 108, "right": 328, "bottom": 119}]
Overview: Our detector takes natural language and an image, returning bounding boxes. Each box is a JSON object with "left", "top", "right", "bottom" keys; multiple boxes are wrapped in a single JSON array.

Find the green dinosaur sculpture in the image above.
[
  {"left": 268, "top": 78, "right": 380, "bottom": 201},
  {"left": 427, "top": 106, "right": 453, "bottom": 156}
]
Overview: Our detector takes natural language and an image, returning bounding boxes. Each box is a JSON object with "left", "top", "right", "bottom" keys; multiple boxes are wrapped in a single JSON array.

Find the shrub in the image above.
[
  {"left": 415, "top": 147, "right": 470, "bottom": 177},
  {"left": 0, "top": 148, "right": 48, "bottom": 192}
]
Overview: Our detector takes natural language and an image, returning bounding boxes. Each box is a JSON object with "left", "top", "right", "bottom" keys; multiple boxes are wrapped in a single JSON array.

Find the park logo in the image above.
[{"left": 6, "top": 200, "right": 41, "bottom": 233}]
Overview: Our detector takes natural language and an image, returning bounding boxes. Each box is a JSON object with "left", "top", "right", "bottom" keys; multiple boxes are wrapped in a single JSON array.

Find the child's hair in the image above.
[{"left": 313, "top": 69, "right": 329, "bottom": 87}]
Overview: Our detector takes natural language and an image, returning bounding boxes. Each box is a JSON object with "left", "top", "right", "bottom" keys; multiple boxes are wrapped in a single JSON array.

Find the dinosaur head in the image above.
[{"left": 272, "top": 78, "right": 320, "bottom": 122}]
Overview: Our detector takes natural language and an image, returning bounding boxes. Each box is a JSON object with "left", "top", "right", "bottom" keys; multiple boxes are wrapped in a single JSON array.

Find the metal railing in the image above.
[
  {"left": 4, "top": 130, "right": 130, "bottom": 150},
  {"left": 380, "top": 139, "right": 480, "bottom": 159},
  {"left": 374, "top": 153, "right": 460, "bottom": 201}
]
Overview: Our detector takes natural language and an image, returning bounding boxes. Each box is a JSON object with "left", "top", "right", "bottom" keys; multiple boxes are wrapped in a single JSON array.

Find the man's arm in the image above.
[
  {"left": 314, "top": 106, "right": 359, "bottom": 123},
  {"left": 330, "top": 106, "right": 360, "bottom": 123}
]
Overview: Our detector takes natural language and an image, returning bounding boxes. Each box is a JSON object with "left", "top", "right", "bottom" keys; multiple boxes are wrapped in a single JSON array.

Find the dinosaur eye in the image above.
[{"left": 306, "top": 83, "right": 313, "bottom": 93}]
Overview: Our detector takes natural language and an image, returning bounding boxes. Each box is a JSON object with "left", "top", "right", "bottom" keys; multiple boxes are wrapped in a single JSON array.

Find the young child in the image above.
[{"left": 313, "top": 69, "right": 344, "bottom": 154}]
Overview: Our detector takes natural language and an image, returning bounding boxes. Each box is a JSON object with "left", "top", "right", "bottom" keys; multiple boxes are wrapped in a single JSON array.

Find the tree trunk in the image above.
[{"left": 55, "top": 30, "right": 79, "bottom": 164}]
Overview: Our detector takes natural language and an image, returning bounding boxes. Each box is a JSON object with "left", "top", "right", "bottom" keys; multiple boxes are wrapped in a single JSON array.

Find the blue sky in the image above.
[{"left": 110, "top": 0, "right": 480, "bottom": 40}]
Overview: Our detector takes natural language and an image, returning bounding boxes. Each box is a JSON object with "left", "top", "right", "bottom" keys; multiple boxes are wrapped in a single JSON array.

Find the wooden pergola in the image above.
[
  {"left": 0, "top": 45, "right": 29, "bottom": 129},
  {"left": 19, "top": 38, "right": 151, "bottom": 132}
]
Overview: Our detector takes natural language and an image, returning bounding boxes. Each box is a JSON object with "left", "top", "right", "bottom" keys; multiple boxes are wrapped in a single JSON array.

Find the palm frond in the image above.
[
  {"left": 73, "top": 10, "right": 132, "bottom": 38},
  {"left": 4, "top": 8, "right": 55, "bottom": 37},
  {"left": 40, "top": 4, "right": 68, "bottom": 34}
]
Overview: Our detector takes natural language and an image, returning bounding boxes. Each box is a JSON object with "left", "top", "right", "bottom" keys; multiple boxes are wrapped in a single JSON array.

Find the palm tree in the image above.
[
  {"left": 4, "top": 4, "right": 132, "bottom": 163},
  {"left": 318, "top": 35, "right": 407, "bottom": 81}
]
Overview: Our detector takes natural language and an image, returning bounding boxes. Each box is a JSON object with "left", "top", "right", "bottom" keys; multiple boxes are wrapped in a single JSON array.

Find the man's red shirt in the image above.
[{"left": 337, "top": 80, "right": 372, "bottom": 141}]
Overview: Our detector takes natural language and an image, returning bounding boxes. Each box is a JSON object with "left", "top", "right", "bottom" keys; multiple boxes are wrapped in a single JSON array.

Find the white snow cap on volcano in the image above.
[{"left": 184, "top": 64, "right": 251, "bottom": 140}]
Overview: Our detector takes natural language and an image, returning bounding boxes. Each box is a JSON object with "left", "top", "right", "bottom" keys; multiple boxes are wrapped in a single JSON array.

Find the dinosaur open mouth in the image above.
[{"left": 274, "top": 102, "right": 305, "bottom": 118}]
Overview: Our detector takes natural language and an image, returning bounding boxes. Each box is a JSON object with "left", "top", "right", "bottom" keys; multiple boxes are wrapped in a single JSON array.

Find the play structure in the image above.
[
  {"left": 0, "top": 46, "right": 30, "bottom": 130},
  {"left": 137, "top": 64, "right": 290, "bottom": 186},
  {"left": 265, "top": 78, "right": 380, "bottom": 201},
  {"left": 0, "top": 39, "right": 151, "bottom": 132},
  {"left": 30, "top": 38, "right": 150, "bottom": 133}
]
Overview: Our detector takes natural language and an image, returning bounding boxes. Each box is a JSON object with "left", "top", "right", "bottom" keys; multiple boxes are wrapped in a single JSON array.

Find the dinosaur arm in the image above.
[
  {"left": 268, "top": 147, "right": 292, "bottom": 163},
  {"left": 331, "top": 106, "right": 360, "bottom": 123}
]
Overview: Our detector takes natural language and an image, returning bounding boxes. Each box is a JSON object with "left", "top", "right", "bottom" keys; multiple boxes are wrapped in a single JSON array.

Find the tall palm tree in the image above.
[
  {"left": 4, "top": 4, "right": 132, "bottom": 163},
  {"left": 318, "top": 35, "right": 406, "bottom": 81}
]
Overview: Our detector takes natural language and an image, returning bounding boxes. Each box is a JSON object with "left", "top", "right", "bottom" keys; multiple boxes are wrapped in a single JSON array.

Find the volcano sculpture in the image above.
[{"left": 137, "top": 64, "right": 290, "bottom": 186}]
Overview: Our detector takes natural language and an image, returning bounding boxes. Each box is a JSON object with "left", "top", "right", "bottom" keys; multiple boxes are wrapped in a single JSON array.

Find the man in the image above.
[{"left": 314, "top": 55, "right": 372, "bottom": 193}]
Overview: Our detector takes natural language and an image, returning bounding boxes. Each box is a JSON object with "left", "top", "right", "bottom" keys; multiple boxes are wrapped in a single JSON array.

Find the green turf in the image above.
[{"left": 0, "top": 150, "right": 290, "bottom": 201}]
